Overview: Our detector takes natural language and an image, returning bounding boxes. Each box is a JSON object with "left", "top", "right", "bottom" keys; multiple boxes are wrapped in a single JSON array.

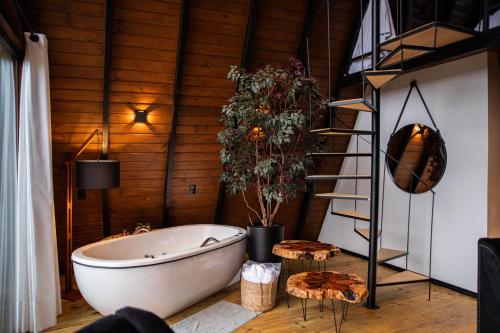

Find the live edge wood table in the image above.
[
  {"left": 273, "top": 240, "right": 341, "bottom": 306},
  {"left": 287, "top": 271, "right": 368, "bottom": 333}
]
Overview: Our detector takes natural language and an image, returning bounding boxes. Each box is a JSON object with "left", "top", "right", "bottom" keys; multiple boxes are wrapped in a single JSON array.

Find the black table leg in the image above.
[{"left": 300, "top": 298, "right": 308, "bottom": 321}]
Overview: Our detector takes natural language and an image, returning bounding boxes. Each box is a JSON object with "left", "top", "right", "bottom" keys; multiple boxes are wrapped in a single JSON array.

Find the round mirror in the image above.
[{"left": 386, "top": 124, "right": 446, "bottom": 194}]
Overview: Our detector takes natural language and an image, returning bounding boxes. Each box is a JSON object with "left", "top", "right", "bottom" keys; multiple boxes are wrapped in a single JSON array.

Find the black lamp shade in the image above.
[{"left": 76, "top": 160, "right": 120, "bottom": 189}]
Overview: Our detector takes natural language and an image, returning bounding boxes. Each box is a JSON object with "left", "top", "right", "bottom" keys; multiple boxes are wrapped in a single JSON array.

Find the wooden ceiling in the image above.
[{"left": 26, "top": 0, "right": 360, "bottom": 270}]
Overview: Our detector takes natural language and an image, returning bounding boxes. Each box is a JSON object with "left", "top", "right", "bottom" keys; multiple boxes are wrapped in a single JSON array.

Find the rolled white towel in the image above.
[{"left": 242, "top": 260, "right": 281, "bottom": 284}]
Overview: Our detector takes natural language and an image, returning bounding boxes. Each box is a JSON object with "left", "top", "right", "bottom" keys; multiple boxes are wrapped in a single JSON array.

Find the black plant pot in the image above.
[{"left": 247, "top": 224, "right": 284, "bottom": 263}]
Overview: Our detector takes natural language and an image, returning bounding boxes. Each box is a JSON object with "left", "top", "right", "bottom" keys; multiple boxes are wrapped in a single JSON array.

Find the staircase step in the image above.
[
  {"left": 378, "top": 45, "right": 434, "bottom": 68},
  {"left": 377, "top": 270, "right": 429, "bottom": 287},
  {"left": 363, "top": 69, "right": 401, "bottom": 89},
  {"left": 377, "top": 248, "right": 408, "bottom": 263},
  {"left": 354, "top": 227, "right": 381, "bottom": 241},
  {"left": 306, "top": 152, "right": 372, "bottom": 158},
  {"left": 310, "top": 128, "right": 374, "bottom": 136},
  {"left": 315, "top": 193, "right": 370, "bottom": 201},
  {"left": 331, "top": 210, "right": 370, "bottom": 221},
  {"left": 327, "top": 98, "right": 376, "bottom": 112},
  {"left": 307, "top": 175, "right": 371, "bottom": 180}
]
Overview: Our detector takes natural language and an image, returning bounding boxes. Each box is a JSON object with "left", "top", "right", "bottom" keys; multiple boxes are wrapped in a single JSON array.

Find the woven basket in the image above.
[{"left": 241, "top": 278, "right": 278, "bottom": 312}]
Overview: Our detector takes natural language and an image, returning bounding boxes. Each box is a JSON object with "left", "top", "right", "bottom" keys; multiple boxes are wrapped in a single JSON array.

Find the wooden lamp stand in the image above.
[{"left": 61, "top": 129, "right": 101, "bottom": 301}]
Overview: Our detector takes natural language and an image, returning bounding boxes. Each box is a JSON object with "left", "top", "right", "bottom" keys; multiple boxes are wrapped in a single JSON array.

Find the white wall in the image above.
[{"left": 319, "top": 52, "right": 490, "bottom": 292}]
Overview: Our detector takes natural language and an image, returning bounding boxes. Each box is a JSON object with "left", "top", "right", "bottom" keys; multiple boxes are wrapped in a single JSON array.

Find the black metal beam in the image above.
[
  {"left": 163, "top": 0, "right": 189, "bottom": 226},
  {"left": 101, "top": 0, "right": 113, "bottom": 237},
  {"left": 214, "top": 0, "right": 258, "bottom": 224},
  {"left": 366, "top": 0, "right": 381, "bottom": 310}
]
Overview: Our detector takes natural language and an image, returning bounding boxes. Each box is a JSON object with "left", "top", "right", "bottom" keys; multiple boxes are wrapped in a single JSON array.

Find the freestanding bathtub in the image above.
[{"left": 72, "top": 224, "right": 246, "bottom": 318}]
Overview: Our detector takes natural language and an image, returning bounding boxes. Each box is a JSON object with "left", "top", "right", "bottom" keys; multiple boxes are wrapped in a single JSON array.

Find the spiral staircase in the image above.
[{"left": 306, "top": 13, "right": 477, "bottom": 305}]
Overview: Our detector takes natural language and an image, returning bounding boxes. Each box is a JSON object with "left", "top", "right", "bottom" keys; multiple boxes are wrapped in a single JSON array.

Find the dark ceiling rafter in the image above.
[
  {"left": 294, "top": 0, "right": 369, "bottom": 239},
  {"left": 163, "top": 0, "right": 190, "bottom": 227},
  {"left": 101, "top": 0, "right": 113, "bottom": 237},
  {"left": 333, "top": 0, "right": 370, "bottom": 99},
  {"left": 297, "top": 0, "right": 323, "bottom": 65},
  {"left": 0, "top": 9, "right": 23, "bottom": 58},
  {"left": 437, "top": 0, "right": 457, "bottom": 22},
  {"left": 214, "top": 0, "right": 259, "bottom": 224}
]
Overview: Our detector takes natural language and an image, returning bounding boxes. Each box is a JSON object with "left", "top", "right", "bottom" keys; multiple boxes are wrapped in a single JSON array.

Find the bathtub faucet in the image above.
[
  {"left": 200, "top": 237, "right": 220, "bottom": 247},
  {"left": 132, "top": 223, "right": 151, "bottom": 235}
]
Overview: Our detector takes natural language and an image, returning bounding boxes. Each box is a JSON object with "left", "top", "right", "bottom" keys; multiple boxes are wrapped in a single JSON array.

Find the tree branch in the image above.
[{"left": 242, "top": 190, "right": 261, "bottom": 224}]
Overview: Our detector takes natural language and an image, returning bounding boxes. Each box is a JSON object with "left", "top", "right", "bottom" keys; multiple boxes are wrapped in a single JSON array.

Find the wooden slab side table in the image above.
[
  {"left": 273, "top": 240, "right": 341, "bottom": 306},
  {"left": 287, "top": 271, "right": 368, "bottom": 333}
]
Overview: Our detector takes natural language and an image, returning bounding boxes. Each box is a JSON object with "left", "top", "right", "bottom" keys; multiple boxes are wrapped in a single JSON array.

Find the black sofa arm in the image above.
[{"left": 478, "top": 238, "right": 500, "bottom": 333}]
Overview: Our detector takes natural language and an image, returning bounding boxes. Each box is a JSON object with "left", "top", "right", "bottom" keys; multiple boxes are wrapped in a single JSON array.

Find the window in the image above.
[
  {"left": 0, "top": 39, "right": 18, "bottom": 332},
  {"left": 348, "top": 0, "right": 396, "bottom": 74}
]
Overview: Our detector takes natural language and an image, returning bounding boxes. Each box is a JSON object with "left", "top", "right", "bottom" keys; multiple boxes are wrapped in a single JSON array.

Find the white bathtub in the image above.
[{"left": 72, "top": 224, "right": 246, "bottom": 318}]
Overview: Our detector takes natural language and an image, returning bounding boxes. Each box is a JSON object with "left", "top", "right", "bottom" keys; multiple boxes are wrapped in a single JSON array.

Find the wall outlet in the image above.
[{"left": 189, "top": 184, "right": 196, "bottom": 194}]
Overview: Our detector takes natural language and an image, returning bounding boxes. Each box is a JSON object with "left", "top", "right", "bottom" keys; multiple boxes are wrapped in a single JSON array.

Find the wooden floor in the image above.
[{"left": 45, "top": 254, "right": 476, "bottom": 332}]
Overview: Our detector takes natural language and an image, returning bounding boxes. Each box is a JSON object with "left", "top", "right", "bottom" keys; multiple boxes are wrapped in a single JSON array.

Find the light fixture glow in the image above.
[{"left": 134, "top": 110, "right": 148, "bottom": 123}]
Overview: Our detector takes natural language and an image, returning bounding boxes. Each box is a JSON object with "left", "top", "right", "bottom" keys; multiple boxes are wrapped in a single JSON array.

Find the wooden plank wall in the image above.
[
  {"left": 169, "top": 0, "right": 251, "bottom": 225},
  {"left": 222, "top": 0, "right": 359, "bottom": 240},
  {"left": 300, "top": 0, "right": 360, "bottom": 240},
  {"left": 29, "top": 0, "right": 183, "bottom": 271},
  {"left": 28, "top": 0, "right": 359, "bottom": 270},
  {"left": 221, "top": 0, "right": 309, "bottom": 237},
  {"left": 29, "top": 0, "right": 108, "bottom": 268},
  {"left": 106, "top": 0, "right": 181, "bottom": 234}
]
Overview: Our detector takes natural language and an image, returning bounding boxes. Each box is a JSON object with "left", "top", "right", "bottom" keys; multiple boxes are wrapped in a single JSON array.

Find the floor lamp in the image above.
[{"left": 62, "top": 129, "right": 120, "bottom": 300}]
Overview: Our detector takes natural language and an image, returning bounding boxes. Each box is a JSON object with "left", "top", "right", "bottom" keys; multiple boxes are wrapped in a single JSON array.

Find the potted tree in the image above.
[{"left": 218, "top": 57, "right": 323, "bottom": 263}]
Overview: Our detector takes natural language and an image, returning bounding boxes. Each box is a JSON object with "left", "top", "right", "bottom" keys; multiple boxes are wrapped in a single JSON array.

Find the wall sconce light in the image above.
[
  {"left": 134, "top": 110, "right": 148, "bottom": 123},
  {"left": 414, "top": 124, "right": 425, "bottom": 134}
]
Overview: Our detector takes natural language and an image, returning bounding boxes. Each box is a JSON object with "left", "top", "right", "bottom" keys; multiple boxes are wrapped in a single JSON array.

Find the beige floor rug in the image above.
[{"left": 171, "top": 301, "right": 258, "bottom": 333}]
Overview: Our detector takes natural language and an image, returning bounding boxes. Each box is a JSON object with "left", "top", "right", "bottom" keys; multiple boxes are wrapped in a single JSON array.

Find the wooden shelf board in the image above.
[
  {"left": 377, "top": 248, "right": 408, "bottom": 263},
  {"left": 380, "top": 22, "right": 477, "bottom": 52},
  {"left": 327, "top": 98, "right": 375, "bottom": 112},
  {"left": 315, "top": 193, "right": 370, "bottom": 201},
  {"left": 354, "top": 227, "right": 381, "bottom": 240},
  {"left": 363, "top": 69, "right": 402, "bottom": 89},
  {"left": 306, "top": 152, "right": 372, "bottom": 158},
  {"left": 306, "top": 174, "right": 371, "bottom": 180},
  {"left": 311, "top": 127, "right": 374, "bottom": 136},
  {"left": 377, "top": 270, "right": 429, "bottom": 286},
  {"left": 332, "top": 209, "right": 370, "bottom": 221},
  {"left": 379, "top": 47, "right": 433, "bottom": 68}
]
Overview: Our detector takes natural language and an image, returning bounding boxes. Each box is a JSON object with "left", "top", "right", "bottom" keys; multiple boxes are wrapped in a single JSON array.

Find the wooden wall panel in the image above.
[
  {"left": 106, "top": 0, "right": 181, "bottom": 234},
  {"left": 29, "top": 0, "right": 360, "bottom": 271},
  {"left": 29, "top": 0, "right": 107, "bottom": 269},
  {"left": 168, "top": 0, "right": 251, "bottom": 225},
  {"left": 221, "top": 0, "right": 359, "bottom": 240},
  {"left": 299, "top": 0, "right": 360, "bottom": 240},
  {"left": 220, "top": 0, "right": 309, "bottom": 238}
]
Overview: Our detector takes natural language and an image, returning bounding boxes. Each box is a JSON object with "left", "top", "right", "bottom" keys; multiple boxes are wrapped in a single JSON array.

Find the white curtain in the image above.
[
  {"left": 15, "top": 33, "right": 61, "bottom": 332},
  {"left": 0, "top": 42, "right": 18, "bottom": 333}
]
